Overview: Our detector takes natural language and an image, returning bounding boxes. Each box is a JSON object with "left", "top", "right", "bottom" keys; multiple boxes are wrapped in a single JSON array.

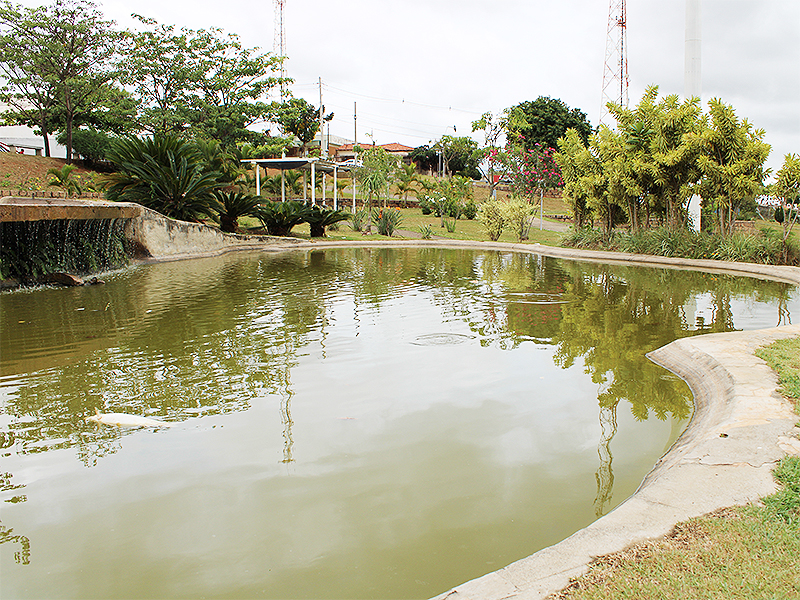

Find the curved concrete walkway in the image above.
[{"left": 124, "top": 220, "right": 800, "bottom": 600}]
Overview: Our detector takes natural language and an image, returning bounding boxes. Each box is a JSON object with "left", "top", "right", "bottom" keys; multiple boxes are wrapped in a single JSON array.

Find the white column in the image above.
[
  {"left": 685, "top": 0, "right": 702, "bottom": 100},
  {"left": 311, "top": 162, "right": 316, "bottom": 206},
  {"left": 333, "top": 167, "right": 338, "bottom": 211},
  {"left": 686, "top": 0, "right": 702, "bottom": 231},
  {"left": 255, "top": 162, "right": 261, "bottom": 196}
]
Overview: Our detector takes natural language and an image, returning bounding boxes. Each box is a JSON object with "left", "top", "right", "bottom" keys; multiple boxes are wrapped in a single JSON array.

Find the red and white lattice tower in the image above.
[
  {"left": 274, "top": 0, "right": 287, "bottom": 99},
  {"left": 600, "top": 0, "right": 629, "bottom": 126}
]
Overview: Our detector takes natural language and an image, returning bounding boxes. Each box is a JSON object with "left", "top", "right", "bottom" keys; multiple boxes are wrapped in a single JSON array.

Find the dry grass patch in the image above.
[{"left": 551, "top": 504, "right": 800, "bottom": 600}]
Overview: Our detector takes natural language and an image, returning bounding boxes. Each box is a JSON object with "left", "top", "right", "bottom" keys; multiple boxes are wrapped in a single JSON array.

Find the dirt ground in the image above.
[{"left": 0, "top": 153, "right": 100, "bottom": 192}]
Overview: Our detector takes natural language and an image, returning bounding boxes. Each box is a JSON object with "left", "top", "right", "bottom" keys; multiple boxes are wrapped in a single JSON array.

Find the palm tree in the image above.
[{"left": 394, "top": 162, "right": 418, "bottom": 207}]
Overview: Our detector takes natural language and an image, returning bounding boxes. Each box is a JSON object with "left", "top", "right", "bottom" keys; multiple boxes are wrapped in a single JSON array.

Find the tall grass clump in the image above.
[{"left": 563, "top": 226, "right": 794, "bottom": 265}]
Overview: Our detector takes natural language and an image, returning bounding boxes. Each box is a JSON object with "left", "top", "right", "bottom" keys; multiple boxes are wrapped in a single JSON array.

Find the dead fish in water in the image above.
[{"left": 85, "top": 409, "right": 173, "bottom": 429}]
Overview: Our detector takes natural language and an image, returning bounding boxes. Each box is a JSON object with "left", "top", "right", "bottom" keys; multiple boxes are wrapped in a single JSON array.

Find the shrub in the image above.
[
  {"left": 305, "top": 206, "right": 351, "bottom": 237},
  {"left": 254, "top": 201, "right": 311, "bottom": 236},
  {"left": 57, "top": 128, "right": 113, "bottom": 165},
  {"left": 372, "top": 207, "right": 403, "bottom": 236},
  {"left": 478, "top": 199, "right": 505, "bottom": 241},
  {"left": 462, "top": 197, "right": 478, "bottom": 220},
  {"left": 350, "top": 209, "right": 369, "bottom": 232},
  {"left": 208, "top": 191, "right": 262, "bottom": 233},
  {"left": 105, "top": 135, "right": 219, "bottom": 222},
  {"left": 500, "top": 198, "right": 534, "bottom": 242},
  {"left": 418, "top": 224, "right": 433, "bottom": 239},
  {"left": 47, "top": 164, "right": 81, "bottom": 197}
]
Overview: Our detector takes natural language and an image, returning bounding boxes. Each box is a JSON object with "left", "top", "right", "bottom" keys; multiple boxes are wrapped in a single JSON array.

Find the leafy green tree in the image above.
[
  {"left": 694, "top": 98, "right": 771, "bottom": 235},
  {"left": 610, "top": 87, "right": 704, "bottom": 229},
  {"left": 55, "top": 126, "right": 111, "bottom": 164},
  {"left": 554, "top": 129, "right": 593, "bottom": 228},
  {"left": 121, "top": 15, "right": 286, "bottom": 147},
  {"left": 433, "top": 135, "right": 481, "bottom": 179},
  {"left": 119, "top": 15, "right": 199, "bottom": 135},
  {"left": 0, "top": 0, "right": 122, "bottom": 161},
  {"left": 408, "top": 145, "right": 439, "bottom": 174},
  {"left": 506, "top": 96, "right": 593, "bottom": 151},
  {"left": 270, "top": 97, "right": 331, "bottom": 156}
]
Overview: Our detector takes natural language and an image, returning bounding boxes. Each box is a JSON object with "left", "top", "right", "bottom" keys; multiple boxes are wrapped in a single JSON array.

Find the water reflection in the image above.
[{"left": 0, "top": 248, "right": 796, "bottom": 596}]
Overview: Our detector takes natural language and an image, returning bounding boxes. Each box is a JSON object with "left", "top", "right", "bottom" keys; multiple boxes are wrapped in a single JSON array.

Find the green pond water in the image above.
[{"left": 0, "top": 247, "right": 796, "bottom": 599}]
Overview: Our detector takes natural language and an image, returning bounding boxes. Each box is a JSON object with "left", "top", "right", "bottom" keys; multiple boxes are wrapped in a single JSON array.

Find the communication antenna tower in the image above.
[
  {"left": 274, "top": 0, "right": 287, "bottom": 99},
  {"left": 600, "top": 0, "right": 629, "bottom": 126}
]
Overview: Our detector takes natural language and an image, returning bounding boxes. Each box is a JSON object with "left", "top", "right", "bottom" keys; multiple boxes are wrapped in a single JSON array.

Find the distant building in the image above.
[
  {"left": 0, "top": 137, "right": 45, "bottom": 156},
  {"left": 335, "top": 142, "right": 415, "bottom": 164}
]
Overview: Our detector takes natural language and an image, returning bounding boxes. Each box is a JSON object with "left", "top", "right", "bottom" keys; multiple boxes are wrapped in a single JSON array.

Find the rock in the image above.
[{"left": 41, "top": 272, "right": 84, "bottom": 286}]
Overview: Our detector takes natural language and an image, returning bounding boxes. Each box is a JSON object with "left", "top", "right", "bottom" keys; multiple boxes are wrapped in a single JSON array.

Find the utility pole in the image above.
[{"left": 319, "top": 77, "right": 326, "bottom": 157}]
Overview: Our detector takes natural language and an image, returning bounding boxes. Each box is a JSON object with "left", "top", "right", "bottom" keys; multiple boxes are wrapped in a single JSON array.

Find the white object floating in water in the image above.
[{"left": 85, "top": 409, "right": 173, "bottom": 428}]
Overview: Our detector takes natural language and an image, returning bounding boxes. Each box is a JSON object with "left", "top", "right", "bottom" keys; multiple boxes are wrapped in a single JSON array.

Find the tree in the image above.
[
  {"left": 270, "top": 97, "right": 331, "bottom": 156},
  {"left": 608, "top": 86, "right": 704, "bottom": 229},
  {"left": 0, "top": 2, "right": 59, "bottom": 156},
  {"left": 0, "top": 0, "right": 122, "bottom": 160},
  {"left": 773, "top": 153, "right": 800, "bottom": 262},
  {"left": 472, "top": 110, "right": 511, "bottom": 198},
  {"left": 507, "top": 96, "right": 593, "bottom": 151},
  {"left": 119, "top": 15, "right": 199, "bottom": 135},
  {"left": 555, "top": 129, "right": 593, "bottom": 228},
  {"left": 409, "top": 145, "right": 439, "bottom": 174},
  {"left": 0, "top": 0, "right": 122, "bottom": 162},
  {"left": 393, "top": 162, "right": 418, "bottom": 205},
  {"left": 354, "top": 145, "right": 398, "bottom": 212},
  {"left": 121, "top": 16, "right": 287, "bottom": 147},
  {"left": 694, "top": 98, "right": 771, "bottom": 235},
  {"left": 433, "top": 135, "right": 481, "bottom": 179}
]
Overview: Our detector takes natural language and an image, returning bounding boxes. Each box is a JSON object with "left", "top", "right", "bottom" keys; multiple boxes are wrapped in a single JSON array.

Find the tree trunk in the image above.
[{"left": 39, "top": 113, "right": 51, "bottom": 157}]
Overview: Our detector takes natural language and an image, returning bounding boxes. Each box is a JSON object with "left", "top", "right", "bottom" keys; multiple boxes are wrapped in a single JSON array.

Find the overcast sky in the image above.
[{"left": 4, "top": 0, "right": 799, "bottom": 175}]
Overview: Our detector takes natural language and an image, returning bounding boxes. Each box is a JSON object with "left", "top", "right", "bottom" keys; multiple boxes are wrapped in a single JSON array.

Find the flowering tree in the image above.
[{"left": 490, "top": 141, "right": 563, "bottom": 229}]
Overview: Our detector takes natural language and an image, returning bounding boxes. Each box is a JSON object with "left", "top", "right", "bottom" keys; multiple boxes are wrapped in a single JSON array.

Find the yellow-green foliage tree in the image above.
[
  {"left": 694, "top": 99, "right": 771, "bottom": 235},
  {"left": 774, "top": 153, "right": 800, "bottom": 261}
]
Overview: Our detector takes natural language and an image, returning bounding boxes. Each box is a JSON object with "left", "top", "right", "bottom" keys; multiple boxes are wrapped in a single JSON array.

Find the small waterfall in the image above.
[{"left": 0, "top": 218, "right": 130, "bottom": 283}]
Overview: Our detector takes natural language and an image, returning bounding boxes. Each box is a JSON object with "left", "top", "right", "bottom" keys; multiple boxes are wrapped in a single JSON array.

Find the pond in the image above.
[{"left": 0, "top": 247, "right": 796, "bottom": 599}]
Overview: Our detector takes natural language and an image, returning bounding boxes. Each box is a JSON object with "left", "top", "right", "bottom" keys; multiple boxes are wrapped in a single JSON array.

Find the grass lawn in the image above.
[
  {"left": 239, "top": 207, "right": 566, "bottom": 246},
  {"left": 552, "top": 338, "right": 800, "bottom": 600}
]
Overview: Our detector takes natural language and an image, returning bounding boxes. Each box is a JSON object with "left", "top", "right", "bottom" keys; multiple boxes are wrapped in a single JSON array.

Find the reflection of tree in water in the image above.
[
  {"left": 1, "top": 472, "right": 30, "bottom": 564},
  {"left": 1, "top": 248, "right": 796, "bottom": 478},
  {"left": 0, "top": 522, "right": 30, "bottom": 565},
  {"left": 455, "top": 257, "right": 796, "bottom": 514},
  {"left": 0, "top": 251, "right": 344, "bottom": 466}
]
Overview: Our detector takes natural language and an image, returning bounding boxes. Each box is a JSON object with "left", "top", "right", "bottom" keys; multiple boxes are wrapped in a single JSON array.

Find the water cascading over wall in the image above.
[
  {"left": 0, "top": 197, "right": 142, "bottom": 285},
  {"left": 0, "top": 218, "right": 129, "bottom": 282}
]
